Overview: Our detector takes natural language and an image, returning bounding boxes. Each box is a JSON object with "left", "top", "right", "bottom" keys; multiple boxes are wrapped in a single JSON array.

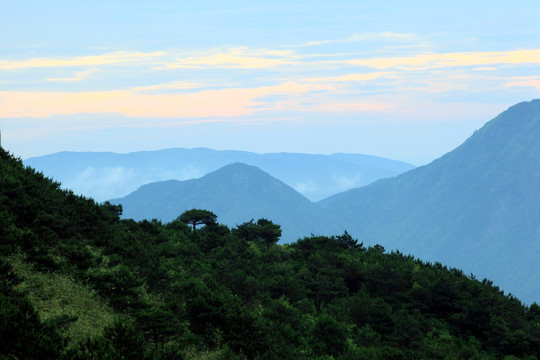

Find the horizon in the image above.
[{"left": 2, "top": 1, "right": 540, "bottom": 165}]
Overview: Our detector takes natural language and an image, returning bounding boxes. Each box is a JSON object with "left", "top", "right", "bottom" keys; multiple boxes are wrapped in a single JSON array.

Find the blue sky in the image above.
[{"left": 1, "top": 1, "right": 540, "bottom": 164}]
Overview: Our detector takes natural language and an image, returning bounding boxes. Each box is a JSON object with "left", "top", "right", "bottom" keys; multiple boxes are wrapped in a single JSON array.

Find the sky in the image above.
[{"left": 1, "top": 1, "right": 540, "bottom": 165}]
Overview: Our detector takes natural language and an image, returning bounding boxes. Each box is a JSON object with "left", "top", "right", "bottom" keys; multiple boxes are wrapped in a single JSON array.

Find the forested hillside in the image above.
[{"left": 2, "top": 146, "right": 540, "bottom": 359}]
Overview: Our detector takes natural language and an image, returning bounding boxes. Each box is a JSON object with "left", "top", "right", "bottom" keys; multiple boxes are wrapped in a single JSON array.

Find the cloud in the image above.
[
  {"left": 0, "top": 51, "right": 165, "bottom": 70},
  {"left": 300, "top": 32, "right": 417, "bottom": 47},
  {"left": 302, "top": 72, "right": 391, "bottom": 83},
  {"left": 47, "top": 69, "right": 97, "bottom": 82},
  {"left": 345, "top": 49, "right": 540, "bottom": 69},
  {"left": 64, "top": 166, "right": 138, "bottom": 201},
  {"left": 0, "top": 89, "right": 254, "bottom": 118},
  {"left": 306, "top": 101, "right": 394, "bottom": 114},
  {"left": 163, "top": 48, "right": 297, "bottom": 69},
  {"left": 0, "top": 82, "right": 334, "bottom": 118},
  {"left": 292, "top": 180, "right": 321, "bottom": 194},
  {"left": 63, "top": 165, "right": 209, "bottom": 202},
  {"left": 5, "top": 47, "right": 538, "bottom": 75},
  {"left": 2, "top": 45, "right": 538, "bottom": 126},
  {"left": 505, "top": 76, "right": 540, "bottom": 91},
  {"left": 472, "top": 67, "right": 497, "bottom": 71},
  {"left": 131, "top": 81, "right": 206, "bottom": 92},
  {"left": 331, "top": 173, "right": 363, "bottom": 190}
]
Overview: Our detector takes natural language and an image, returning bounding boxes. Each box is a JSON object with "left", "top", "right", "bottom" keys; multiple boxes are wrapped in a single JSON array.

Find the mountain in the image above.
[
  {"left": 329, "top": 152, "right": 414, "bottom": 173},
  {"left": 111, "top": 162, "right": 345, "bottom": 241},
  {"left": 24, "top": 148, "right": 414, "bottom": 202},
  {"left": 319, "top": 99, "right": 540, "bottom": 303}
]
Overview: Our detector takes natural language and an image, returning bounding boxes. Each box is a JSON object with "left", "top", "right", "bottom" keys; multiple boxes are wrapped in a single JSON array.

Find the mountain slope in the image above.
[
  {"left": 112, "top": 162, "right": 345, "bottom": 241},
  {"left": 319, "top": 99, "right": 540, "bottom": 303},
  {"left": 24, "top": 148, "right": 414, "bottom": 202}
]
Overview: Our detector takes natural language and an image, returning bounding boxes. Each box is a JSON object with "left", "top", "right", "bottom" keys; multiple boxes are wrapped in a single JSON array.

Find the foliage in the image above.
[
  {"left": 233, "top": 218, "right": 281, "bottom": 248},
  {"left": 178, "top": 209, "right": 218, "bottom": 230},
  {"left": 0, "top": 259, "right": 65, "bottom": 360}
]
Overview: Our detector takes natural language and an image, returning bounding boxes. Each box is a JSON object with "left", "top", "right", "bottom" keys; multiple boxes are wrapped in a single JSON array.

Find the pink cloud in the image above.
[{"left": 0, "top": 82, "right": 333, "bottom": 119}]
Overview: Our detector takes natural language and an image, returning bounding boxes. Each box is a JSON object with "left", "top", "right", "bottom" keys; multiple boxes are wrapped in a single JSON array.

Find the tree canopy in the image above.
[
  {"left": 178, "top": 208, "right": 217, "bottom": 230},
  {"left": 234, "top": 218, "right": 281, "bottom": 248}
]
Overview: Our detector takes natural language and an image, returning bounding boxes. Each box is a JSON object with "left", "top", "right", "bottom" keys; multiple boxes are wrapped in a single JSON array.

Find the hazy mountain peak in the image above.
[
  {"left": 318, "top": 99, "right": 540, "bottom": 303},
  {"left": 457, "top": 99, "right": 540, "bottom": 150},
  {"left": 112, "top": 162, "right": 345, "bottom": 242},
  {"left": 203, "top": 162, "right": 269, "bottom": 177}
]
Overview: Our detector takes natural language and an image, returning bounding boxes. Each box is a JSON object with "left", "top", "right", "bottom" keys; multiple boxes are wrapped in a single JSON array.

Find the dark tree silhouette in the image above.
[
  {"left": 234, "top": 218, "right": 281, "bottom": 248},
  {"left": 178, "top": 209, "right": 217, "bottom": 230}
]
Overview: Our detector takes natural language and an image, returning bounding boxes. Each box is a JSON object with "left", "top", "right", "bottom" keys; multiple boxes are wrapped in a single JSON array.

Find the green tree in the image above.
[
  {"left": 67, "top": 319, "right": 149, "bottom": 360},
  {"left": 254, "top": 218, "right": 281, "bottom": 248},
  {"left": 178, "top": 209, "right": 217, "bottom": 230},
  {"left": 0, "top": 293, "right": 64, "bottom": 360},
  {"left": 256, "top": 296, "right": 307, "bottom": 359},
  {"left": 136, "top": 305, "right": 183, "bottom": 351},
  {"left": 234, "top": 218, "right": 281, "bottom": 249},
  {"left": 311, "top": 313, "right": 349, "bottom": 357}
]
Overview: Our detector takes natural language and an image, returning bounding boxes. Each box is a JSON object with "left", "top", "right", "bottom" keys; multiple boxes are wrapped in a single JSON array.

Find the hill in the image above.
[
  {"left": 24, "top": 148, "right": 414, "bottom": 202},
  {"left": 1, "top": 146, "right": 540, "bottom": 359},
  {"left": 319, "top": 99, "right": 540, "bottom": 304},
  {"left": 111, "top": 162, "right": 345, "bottom": 242}
]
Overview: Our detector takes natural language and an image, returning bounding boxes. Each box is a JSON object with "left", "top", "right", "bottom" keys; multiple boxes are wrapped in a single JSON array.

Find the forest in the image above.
[{"left": 1, "top": 146, "right": 540, "bottom": 360}]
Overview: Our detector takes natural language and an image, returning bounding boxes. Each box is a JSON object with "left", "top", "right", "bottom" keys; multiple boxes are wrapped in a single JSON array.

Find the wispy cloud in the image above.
[
  {"left": 302, "top": 101, "right": 394, "bottom": 114},
  {"left": 161, "top": 47, "right": 540, "bottom": 73},
  {"left": 2, "top": 44, "right": 539, "bottom": 125},
  {"left": 47, "top": 69, "right": 97, "bottom": 82},
  {"left": 163, "top": 48, "right": 297, "bottom": 69},
  {"left": 302, "top": 72, "right": 391, "bottom": 83},
  {"left": 345, "top": 49, "right": 540, "bottom": 69},
  {"left": 0, "top": 51, "right": 165, "bottom": 70},
  {"left": 300, "top": 32, "right": 417, "bottom": 47},
  {"left": 505, "top": 76, "right": 540, "bottom": 91},
  {"left": 0, "top": 82, "right": 334, "bottom": 118},
  {"left": 131, "top": 81, "right": 206, "bottom": 92},
  {"left": 7, "top": 47, "right": 538, "bottom": 74}
]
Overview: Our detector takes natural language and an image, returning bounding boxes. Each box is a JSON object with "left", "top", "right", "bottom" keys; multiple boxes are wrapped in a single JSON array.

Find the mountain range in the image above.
[
  {"left": 24, "top": 148, "right": 414, "bottom": 202},
  {"left": 111, "top": 99, "right": 540, "bottom": 304}
]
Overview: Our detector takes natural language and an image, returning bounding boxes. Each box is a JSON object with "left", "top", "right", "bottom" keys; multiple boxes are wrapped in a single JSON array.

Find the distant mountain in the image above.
[
  {"left": 329, "top": 153, "right": 414, "bottom": 173},
  {"left": 24, "top": 148, "right": 414, "bottom": 202},
  {"left": 111, "top": 162, "right": 345, "bottom": 242},
  {"left": 319, "top": 99, "right": 540, "bottom": 303}
]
